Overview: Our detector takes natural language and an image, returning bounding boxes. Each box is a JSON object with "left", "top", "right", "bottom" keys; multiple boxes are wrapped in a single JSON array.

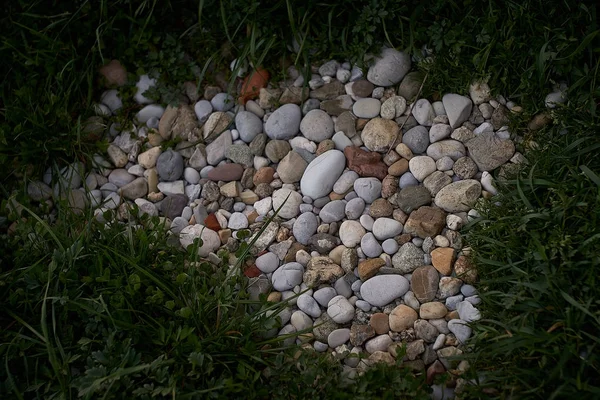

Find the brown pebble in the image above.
[
  {"left": 207, "top": 164, "right": 244, "bottom": 182},
  {"left": 329, "top": 191, "right": 345, "bottom": 200},
  {"left": 253, "top": 167, "right": 275, "bottom": 185},
  {"left": 316, "top": 140, "right": 335, "bottom": 156},
  {"left": 267, "top": 292, "right": 282, "bottom": 303},
  {"left": 370, "top": 313, "right": 390, "bottom": 335},
  {"left": 431, "top": 247, "right": 455, "bottom": 276},
  {"left": 388, "top": 158, "right": 409, "bottom": 176}
]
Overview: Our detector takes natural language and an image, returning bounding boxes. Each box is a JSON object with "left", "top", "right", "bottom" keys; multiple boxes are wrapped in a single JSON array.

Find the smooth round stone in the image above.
[
  {"left": 426, "top": 140, "right": 466, "bottom": 161},
  {"left": 193, "top": 100, "right": 213, "bottom": 125},
  {"left": 314, "top": 287, "right": 337, "bottom": 307},
  {"left": 360, "top": 232, "right": 382, "bottom": 258},
  {"left": 353, "top": 178, "right": 382, "bottom": 203},
  {"left": 319, "top": 200, "right": 346, "bottom": 223},
  {"left": 147, "top": 117, "right": 160, "bottom": 129},
  {"left": 300, "top": 150, "right": 346, "bottom": 199},
  {"left": 403, "top": 126, "right": 430, "bottom": 154},
  {"left": 359, "top": 214, "right": 374, "bottom": 231},
  {"left": 179, "top": 224, "right": 220, "bottom": 257},
  {"left": 265, "top": 104, "right": 302, "bottom": 140},
  {"left": 409, "top": 156, "right": 436, "bottom": 182},
  {"left": 136, "top": 104, "right": 165, "bottom": 123},
  {"left": 399, "top": 172, "right": 419, "bottom": 188},
  {"left": 332, "top": 132, "right": 353, "bottom": 151},
  {"left": 156, "top": 149, "right": 184, "bottom": 182},
  {"left": 367, "top": 48, "right": 411, "bottom": 86},
  {"left": 108, "top": 169, "right": 135, "bottom": 187},
  {"left": 235, "top": 111, "right": 263, "bottom": 143},
  {"left": 360, "top": 275, "right": 410, "bottom": 307},
  {"left": 355, "top": 300, "right": 371, "bottom": 312},
  {"left": 429, "top": 124, "right": 452, "bottom": 143},
  {"left": 334, "top": 277, "right": 353, "bottom": 298},
  {"left": 297, "top": 294, "right": 322, "bottom": 318},
  {"left": 299, "top": 204, "right": 313, "bottom": 213},
  {"left": 327, "top": 295, "right": 355, "bottom": 323},
  {"left": 134, "top": 74, "right": 156, "bottom": 104},
  {"left": 101, "top": 89, "right": 122, "bottom": 112},
  {"left": 211, "top": 93, "right": 235, "bottom": 112},
  {"left": 372, "top": 218, "right": 403, "bottom": 240},
  {"left": 328, "top": 328, "right": 351, "bottom": 348},
  {"left": 272, "top": 262, "right": 304, "bottom": 291},
  {"left": 227, "top": 212, "right": 248, "bottom": 229},
  {"left": 272, "top": 188, "right": 303, "bottom": 219},
  {"left": 170, "top": 217, "right": 189, "bottom": 234},
  {"left": 445, "top": 295, "right": 464, "bottom": 311},
  {"left": 434, "top": 180, "right": 481, "bottom": 212},
  {"left": 382, "top": 238, "right": 399, "bottom": 254},
  {"left": 461, "top": 284, "right": 477, "bottom": 297},
  {"left": 183, "top": 167, "right": 200, "bottom": 184},
  {"left": 339, "top": 220, "right": 366, "bottom": 247},
  {"left": 314, "top": 341, "right": 329, "bottom": 352},
  {"left": 256, "top": 252, "right": 279, "bottom": 273},
  {"left": 351, "top": 280, "right": 363, "bottom": 291},
  {"left": 293, "top": 212, "right": 318, "bottom": 245},
  {"left": 300, "top": 109, "right": 334, "bottom": 142},
  {"left": 345, "top": 197, "right": 365, "bottom": 220},
  {"left": 365, "top": 335, "right": 393, "bottom": 354},
  {"left": 436, "top": 156, "right": 454, "bottom": 171},
  {"left": 353, "top": 98, "right": 381, "bottom": 118},
  {"left": 290, "top": 310, "right": 313, "bottom": 331},
  {"left": 333, "top": 170, "right": 359, "bottom": 194}
]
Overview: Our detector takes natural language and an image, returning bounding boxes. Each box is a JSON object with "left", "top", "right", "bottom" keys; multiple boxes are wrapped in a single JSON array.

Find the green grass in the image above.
[{"left": 1, "top": 0, "right": 600, "bottom": 398}]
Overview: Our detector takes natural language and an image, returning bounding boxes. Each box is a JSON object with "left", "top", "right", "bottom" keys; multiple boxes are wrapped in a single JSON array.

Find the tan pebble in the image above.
[
  {"left": 328, "top": 245, "right": 345, "bottom": 265},
  {"left": 358, "top": 259, "right": 386, "bottom": 281},
  {"left": 419, "top": 302, "right": 448, "bottom": 319},
  {"left": 445, "top": 310, "right": 460, "bottom": 321},
  {"left": 388, "top": 158, "right": 409, "bottom": 176},
  {"left": 267, "top": 292, "right": 282, "bottom": 302},
  {"left": 147, "top": 131, "right": 164, "bottom": 147},
  {"left": 240, "top": 190, "right": 259, "bottom": 204},
  {"left": 147, "top": 169, "right": 158, "bottom": 193},
  {"left": 389, "top": 304, "right": 418, "bottom": 332},
  {"left": 220, "top": 181, "right": 241, "bottom": 198},
  {"left": 395, "top": 143, "right": 413, "bottom": 160},
  {"left": 218, "top": 229, "right": 232, "bottom": 244},
  {"left": 147, "top": 191, "right": 164, "bottom": 202},
  {"left": 355, "top": 118, "right": 369, "bottom": 131},
  {"left": 329, "top": 191, "right": 345, "bottom": 200},
  {"left": 247, "top": 210, "right": 259, "bottom": 224},
  {"left": 431, "top": 247, "right": 455, "bottom": 276}
]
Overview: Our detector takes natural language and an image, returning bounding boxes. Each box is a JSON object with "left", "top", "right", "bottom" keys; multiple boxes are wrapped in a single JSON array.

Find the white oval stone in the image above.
[{"left": 300, "top": 150, "right": 346, "bottom": 199}]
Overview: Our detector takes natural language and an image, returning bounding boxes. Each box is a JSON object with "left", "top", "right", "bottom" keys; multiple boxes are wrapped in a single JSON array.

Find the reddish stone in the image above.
[
  {"left": 204, "top": 213, "right": 221, "bottom": 232},
  {"left": 239, "top": 68, "right": 270, "bottom": 104},
  {"left": 344, "top": 146, "right": 388, "bottom": 180},
  {"left": 99, "top": 59, "right": 127, "bottom": 87},
  {"left": 206, "top": 164, "right": 244, "bottom": 181},
  {"left": 243, "top": 264, "right": 262, "bottom": 278},
  {"left": 427, "top": 360, "right": 446, "bottom": 385},
  {"left": 253, "top": 167, "right": 275, "bottom": 185}
]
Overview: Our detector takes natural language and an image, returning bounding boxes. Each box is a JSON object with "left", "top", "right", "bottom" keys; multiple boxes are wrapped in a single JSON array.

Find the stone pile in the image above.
[{"left": 26, "top": 48, "right": 536, "bottom": 393}]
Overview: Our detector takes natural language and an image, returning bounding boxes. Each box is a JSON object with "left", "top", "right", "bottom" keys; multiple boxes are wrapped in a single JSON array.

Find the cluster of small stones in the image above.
[{"left": 24, "top": 49, "right": 561, "bottom": 396}]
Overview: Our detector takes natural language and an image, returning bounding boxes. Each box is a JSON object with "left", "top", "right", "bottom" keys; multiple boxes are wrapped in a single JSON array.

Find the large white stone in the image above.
[
  {"left": 179, "top": 224, "right": 221, "bottom": 257},
  {"left": 300, "top": 150, "right": 346, "bottom": 199},
  {"left": 360, "top": 275, "right": 410, "bottom": 307}
]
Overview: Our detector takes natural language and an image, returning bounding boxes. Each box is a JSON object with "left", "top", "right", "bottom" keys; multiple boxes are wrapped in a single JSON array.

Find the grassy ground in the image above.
[{"left": 1, "top": 0, "right": 599, "bottom": 398}]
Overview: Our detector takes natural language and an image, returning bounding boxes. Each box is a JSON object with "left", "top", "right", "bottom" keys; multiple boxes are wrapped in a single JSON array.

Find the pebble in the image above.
[
  {"left": 297, "top": 294, "right": 322, "bottom": 318},
  {"left": 333, "top": 170, "right": 359, "bottom": 194},
  {"left": 300, "top": 109, "right": 334, "bottom": 142},
  {"left": 272, "top": 188, "right": 302, "bottom": 219},
  {"left": 194, "top": 100, "right": 213, "bottom": 124},
  {"left": 300, "top": 150, "right": 346, "bottom": 199},
  {"left": 293, "top": 212, "right": 318, "bottom": 245},
  {"left": 134, "top": 74, "right": 156, "bottom": 104},
  {"left": 442, "top": 94, "right": 473, "bottom": 128},
  {"left": 457, "top": 301, "right": 481, "bottom": 322},
  {"left": 448, "top": 319, "right": 472, "bottom": 344},
  {"left": 381, "top": 238, "right": 399, "bottom": 254},
  {"left": 339, "top": 220, "right": 366, "bottom": 247},
  {"left": 403, "top": 126, "right": 430, "bottom": 154},
  {"left": 360, "top": 275, "right": 409, "bottom": 307},
  {"left": 361, "top": 118, "right": 400, "bottom": 153},
  {"left": 364, "top": 334, "right": 393, "bottom": 354},
  {"left": 372, "top": 218, "right": 403, "bottom": 240},
  {"left": 367, "top": 48, "right": 411, "bottom": 86},
  {"left": 353, "top": 98, "right": 381, "bottom": 118},
  {"left": 272, "top": 262, "right": 304, "bottom": 291},
  {"left": 211, "top": 93, "right": 235, "bottom": 112},
  {"left": 290, "top": 310, "right": 313, "bottom": 331},
  {"left": 409, "top": 156, "right": 437, "bottom": 182},
  {"left": 265, "top": 104, "right": 302, "bottom": 140},
  {"left": 353, "top": 178, "right": 382, "bottom": 203},
  {"left": 345, "top": 197, "right": 365, "bottom": 220},
  {"left": 328, "top": 328, "right": 351, "bottom": 348},
  {"left": 412, "top": 99, "right": 435, "bottom": 126},
  {"left": 319, "top": 200, "right": 346, "bottom": 223},
  {"left": 327, "top": 295, "right": 355, "bottom": 323},
  {"left": 314, "top": 287, "right": 337, "bottom": 307}
]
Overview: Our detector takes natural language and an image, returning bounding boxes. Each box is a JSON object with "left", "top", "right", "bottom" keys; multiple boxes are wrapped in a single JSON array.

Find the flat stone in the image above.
[
  {"left": 423, "top": 171, "right": 452, "bottom": 196},
  {"left": 350, "top": 324, "right": 376, "bottom": 347},
  {"left": 293, "top": 212, "right": 318, "bottom": 245},
  {"left": 206, "top": 163, "right": 244, "bottom": 181},
  {"left": 434, "top": 180, "right": 481, "bottom": 212},
  {"left": 426, "top": 140, "right": 466, "bottom": 161},
  {"left": 277, "top": 151, "right": 308, "bottom": 183},
  {"left": 465, "top": 132, "right": 515, "bottom": 171},
  {"left": 395, "top": 185, "right": 431, "bottom": 214},
  {"left": 372, "top": 217, "right": 403, "bottom": 240},
  {"left": 403, "top": 126, "right": 430, "bottom": 154},
  {"left": 412, "top": 99, "right": 435, "bottom": 126},
  {"left": 358, "top": 258, "right": 386, "bottom": 281},
  {"left": 353, "top": 98, "right": 381, "bottom": 119},
  {"left": 448, "top": 319, "right": 471, "bottom": 344},
  {"left": 344, "top": 147, "right": 388, "bottom": 180},
  {"left": 360, "top": 275, "right": 410, "bottom": 307},
  {"left": 403, "top": 206, "right": 447, "bottom": 238},
  {"left": 206, "top": 130, "right": 233, "bottom": 165},
  {"left": 420, "top": 302, "right": 448, "bottom": 319},
  {"left": 431, "top": 247, "right": 454, "bottom": 275},
  {"left": 272, "top": 188, "right": 302, "bottom": 219}
]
